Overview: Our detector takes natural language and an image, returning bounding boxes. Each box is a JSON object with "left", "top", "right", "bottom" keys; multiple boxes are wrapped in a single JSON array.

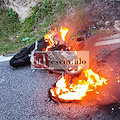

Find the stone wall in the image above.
[
  {"left": 2, "top": 0, "right": 39, "bottom": 21},
  {"left": 0, "top": 0, "right": 5, "bottom": 7}
]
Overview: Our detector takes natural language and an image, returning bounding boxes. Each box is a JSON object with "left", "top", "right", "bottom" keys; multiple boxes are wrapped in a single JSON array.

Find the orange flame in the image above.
[
  {"left": 44, "top": 27, "right": 69, "bottom": 51},
  {"left": 44, "top": 31, "right": 58, "bottom": 51},
  {"left": 50, "top": 69, "right": 107, "bottom": 101},
  {"left": 60, "top": 27, "right": 69, "bottom": 41}
]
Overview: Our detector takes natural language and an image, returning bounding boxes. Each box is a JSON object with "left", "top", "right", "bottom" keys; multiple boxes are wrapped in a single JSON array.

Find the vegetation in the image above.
[{"left": 0, "top": 0, "right": 85, "bottom": 55}]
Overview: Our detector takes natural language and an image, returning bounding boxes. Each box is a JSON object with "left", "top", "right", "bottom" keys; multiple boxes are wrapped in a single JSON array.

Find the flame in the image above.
[
  {"left": 60, "top": 27, "right": 69, "bottom": 41},
  {"left": 44, "top": 27, "right": 69, "bottom": 51},
  {"left": 50, "top": 69, "right": 107, "bottom": 101},
  {"left": 44, "top": 31, "right": 58, "bottom": 51},
  {"left": 74, "top": 50, "right": 77, "bottom": 55}
]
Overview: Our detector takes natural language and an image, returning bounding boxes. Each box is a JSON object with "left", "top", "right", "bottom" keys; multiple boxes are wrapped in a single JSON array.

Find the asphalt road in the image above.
[
  {"left": 0, "top": 61, "right": 120, "bottom": 120},
  {"left": 1, "top": 33, "right": 120, "bottom": 120}
]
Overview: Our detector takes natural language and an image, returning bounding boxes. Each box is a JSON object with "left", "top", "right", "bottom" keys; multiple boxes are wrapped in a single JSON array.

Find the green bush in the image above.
[
  {"left": 21, "top": 0, "right": 67, "bottom": 33},
  {"left": 0, "top": 0, "right": 85, "bottom": 55},
  {"left": 0, "top": 8, "right": 20, "bottom": 36}
]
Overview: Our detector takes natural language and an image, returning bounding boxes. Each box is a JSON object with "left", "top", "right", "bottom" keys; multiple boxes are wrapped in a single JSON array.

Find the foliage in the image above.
[
  {"left": 0, "top": 8, "right": 21, "bottom": 54},
  {"left": 0, "top": 0, "right": 85, "bottom": 55},
  {"left": 0, "top": 8, "right": 20, "bottom": 36},
  {"left": 21, "top": 0, "right": 67, "bottom": 33}
]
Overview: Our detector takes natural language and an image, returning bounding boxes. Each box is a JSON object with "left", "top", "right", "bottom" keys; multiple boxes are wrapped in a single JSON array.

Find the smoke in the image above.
[
  {"left": 58, "top": 8, "right": 90, "bottom": 42},
  {"left": 55, "top": 7, "right": 120, "bottom": 105},
  {"left": 84, "top": 35, "right": 120, "bottom": 105}
]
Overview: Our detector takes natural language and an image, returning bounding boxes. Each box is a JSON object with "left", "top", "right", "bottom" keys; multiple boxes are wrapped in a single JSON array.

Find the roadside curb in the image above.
[{"left": 0, "top": 55, "right": 13, "bottom": 62}]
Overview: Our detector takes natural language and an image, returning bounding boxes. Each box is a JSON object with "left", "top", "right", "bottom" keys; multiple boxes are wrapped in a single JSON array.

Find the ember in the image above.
[{"left": 50, "top": 69, "right": 107, "bottom": 102}]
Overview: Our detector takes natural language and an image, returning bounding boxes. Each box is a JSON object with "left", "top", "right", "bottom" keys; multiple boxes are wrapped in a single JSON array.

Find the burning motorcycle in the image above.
[
  {"left": 10, "top": 26, "right": 87, "bottom": 75},
  {"left": 9, "top": 26, "right": 108, "bottom": 102}
]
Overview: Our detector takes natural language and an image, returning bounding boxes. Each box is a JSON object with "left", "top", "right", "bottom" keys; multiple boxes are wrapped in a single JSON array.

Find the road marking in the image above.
[
  {"left": 94, "top": 38, "right": 120, "bottom": 46},
  {"left": 0, "top": 56, "right": 13, "bottom": 62}
]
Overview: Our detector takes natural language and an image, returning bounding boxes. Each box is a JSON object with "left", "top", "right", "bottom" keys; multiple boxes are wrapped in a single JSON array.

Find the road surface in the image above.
[
  {"left": 1, "top": 33, "right": 120, "bottom": 120},
  {"left": 0, "top": 61, "right": 120, "bottom": 120}
]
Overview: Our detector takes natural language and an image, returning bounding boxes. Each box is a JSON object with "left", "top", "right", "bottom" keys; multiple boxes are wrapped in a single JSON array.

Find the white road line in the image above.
[
  {"left": 94, "top": 38, "right": 120, "bottom": 46},
  {"left": 0, "top": 56, "right": 13, "bottom": 62}
]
